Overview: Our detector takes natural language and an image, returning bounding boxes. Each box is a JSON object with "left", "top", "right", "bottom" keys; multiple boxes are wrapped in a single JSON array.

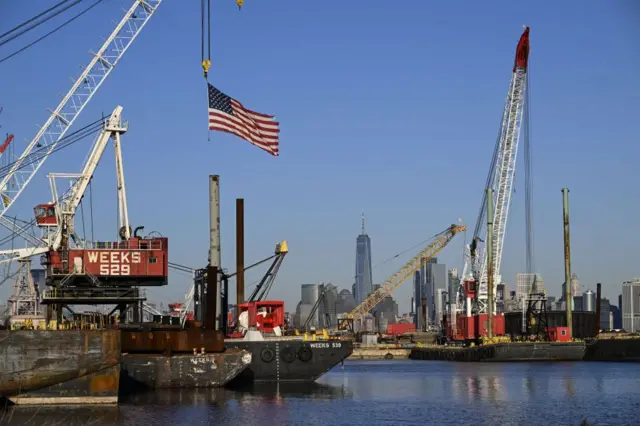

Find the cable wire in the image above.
[
  {"left": 0, "top": 117, "right": 104, "bottom": 179},
  {"left": 0, "top": 0, "right": 73, "bottom": 39},
  {"left": 372, "top": 229, "right": 446, "bottom": 269},
  {"left": 0, "top": 0, "right": 84, "bottom": 48},
  {"left": 524, "top": 70, "right": 535, "bottom": 275},
  {"left": 0, "top": 0, "right": 104, "bottom": 65}
]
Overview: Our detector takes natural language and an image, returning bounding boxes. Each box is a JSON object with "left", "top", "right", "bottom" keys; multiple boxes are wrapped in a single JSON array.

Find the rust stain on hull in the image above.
[
  {"left": 7, "top": 364, "right": 120, "bottom": 406},
  {"left": 120, "top": 329, "right": 225, "bottom": 354},
  {"left": 0, "top": 330, "right": 121, "bottom": 398}
]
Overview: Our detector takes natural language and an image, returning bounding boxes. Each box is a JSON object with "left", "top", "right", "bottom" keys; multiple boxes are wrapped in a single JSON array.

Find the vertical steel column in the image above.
[
  {"left": 236, "top": 198, "right": 245, "bottom": 305},
  {"left": 596, "top": 283, "right": 602, "bottom": 336},
  {"left": 205, "top": 266, "right": 218, "bottom": 330},
  {"left": 487, "top": 187, "right": 494, "bottom": 339},
  {"left": 562, "top": 188, "right": 573, "bottom": 336},
  {"left": 209, "top": 175, "right": 222, "bottom": 330}
]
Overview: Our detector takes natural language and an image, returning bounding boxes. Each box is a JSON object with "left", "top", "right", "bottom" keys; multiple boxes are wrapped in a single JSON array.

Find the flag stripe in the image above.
[
  {"left": 208, "top": 115, "right": 278, "bottom": 149},
  {"left": 210, "top": 125, "right": 279, "bottom": 155},
  {"left": 209, "top": 112, "right": 278, "bottom": 142},
  {"left": 207, "top": 83, "right": 280, "bottom": 156}
]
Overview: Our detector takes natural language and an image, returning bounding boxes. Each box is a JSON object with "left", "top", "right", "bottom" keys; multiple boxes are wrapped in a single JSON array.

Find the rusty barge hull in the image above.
[
  {"left": 0, "top": 330, "right": 120, "bottom": 405},
  {"left": 119, "top": 349, "right": 251, "bottom": 391}
]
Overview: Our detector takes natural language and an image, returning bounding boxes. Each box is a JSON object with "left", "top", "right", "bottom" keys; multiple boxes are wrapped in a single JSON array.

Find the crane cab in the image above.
[{"left": 34, "top": 203, "right": 57, "bottom": 226}]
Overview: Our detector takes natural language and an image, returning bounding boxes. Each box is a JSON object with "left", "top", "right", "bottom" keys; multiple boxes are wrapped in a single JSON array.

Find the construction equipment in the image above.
[
  {"left": 0, "top": 106, "right": 168, "bottom": 323},
  {"left": 338, "top": 224, "right": 466, "bottom": 331},
  {"left": 186, "top": 241, "right": 288, "bottom": 331},
  {"left": 0, "top": 107, "right": 168, "bottom": 286},
  {"left": 0, "top": 0, "right": 162, "bottom": 261},
  {"left": 449, "top": 27, "right": 531, "bottom": 343}
]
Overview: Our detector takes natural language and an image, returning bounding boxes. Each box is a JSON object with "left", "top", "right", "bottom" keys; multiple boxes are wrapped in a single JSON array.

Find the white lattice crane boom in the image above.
[
  {"left": 46, "top": 106, "right": 128, "bottom": 249},
  {"left": 458, "top": 27, "right": 530, "bottom": 315},
  {"left": 0, "top": 0, "right": 162, "bottom": 221},
  {"left": 0, "top": 106, "right": 129, "bottom": 264}
]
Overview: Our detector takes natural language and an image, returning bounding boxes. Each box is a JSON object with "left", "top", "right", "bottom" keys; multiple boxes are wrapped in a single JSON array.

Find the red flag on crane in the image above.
[{"left": 207, "top": 83, "right": 280, "bottom": 156}]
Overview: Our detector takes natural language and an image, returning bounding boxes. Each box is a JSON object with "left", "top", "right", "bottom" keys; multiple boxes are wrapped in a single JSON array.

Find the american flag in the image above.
[{"left": 208, "top": 83, "right": 280, "bottom": 156}]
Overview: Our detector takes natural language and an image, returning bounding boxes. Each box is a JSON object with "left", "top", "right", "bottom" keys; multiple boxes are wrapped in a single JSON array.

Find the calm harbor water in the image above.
[{"left": 1, "top": 360, "right": 639, "bottom": 425}]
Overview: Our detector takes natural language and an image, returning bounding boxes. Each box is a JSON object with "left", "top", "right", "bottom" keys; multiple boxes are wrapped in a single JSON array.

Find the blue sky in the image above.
[{"left": 0, "top": 0, "right": 638, "bottom": 313}]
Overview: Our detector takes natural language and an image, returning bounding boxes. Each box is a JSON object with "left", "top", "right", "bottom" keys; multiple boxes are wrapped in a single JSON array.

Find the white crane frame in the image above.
[{"left": 0, "top": 0, "right": 162, "bottom": 260}]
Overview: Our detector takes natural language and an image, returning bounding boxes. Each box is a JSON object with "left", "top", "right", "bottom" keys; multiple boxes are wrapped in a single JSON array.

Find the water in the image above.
[{"left": 2, "top": 360, "right": 639, "bottom": 425}]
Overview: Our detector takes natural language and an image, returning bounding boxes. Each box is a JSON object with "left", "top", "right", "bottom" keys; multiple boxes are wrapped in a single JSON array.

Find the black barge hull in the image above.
[
  {"left": 119, "top": 348, "right": 252, "bottom": 391},
  {"left": 225, "top": 338, "right": 354, "bottom": 384},
  {"left": 410, "top": 342, "right": 587, "bottom": 362}
]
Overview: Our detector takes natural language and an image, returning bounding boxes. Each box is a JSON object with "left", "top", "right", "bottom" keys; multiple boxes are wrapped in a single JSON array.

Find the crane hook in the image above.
[
  {"left": 202, "top": 59, "right": 211, "bottom": 79},
  {"left": 236, "top": 0, "right": 243, "bottom": 10}
]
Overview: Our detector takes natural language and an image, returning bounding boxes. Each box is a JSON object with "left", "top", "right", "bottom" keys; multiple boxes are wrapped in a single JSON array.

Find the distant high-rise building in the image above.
[
  {"left": 610, "top": 305, "right": 622, "bottom": 329},
  {"left": 422, "top": 258, "right": 446, "bottom": 324},
  {"left": 570, "top": 273, "right": 580, "bottom": 296},
  {"left": 516, "top": 273, "right": 544, "bottom": 300},
  {"left": 354, "top": 213, "right": 373, "bottom": 305},
  {"left": 622, "top": 279, "right": 640, "bottom": 333},
  {"left": 336, "top": 289, "right": 356, "bottom": 314},
  {"left": 413, "top": 270, "right": 423, "bottom": 329},
  {"left": 600, "top": 297, "right": 611, "bottom": 329},
  {"left": 435, "top": 288, "right": 447, "bottom": 328},
  {"left": 619, "top": 294, "right": 622, "bottom": 312}
]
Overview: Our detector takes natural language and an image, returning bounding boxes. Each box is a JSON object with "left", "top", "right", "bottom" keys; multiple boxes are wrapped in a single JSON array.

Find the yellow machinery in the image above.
[{"left": 338, "top": 224, "right": 466, "bottom": 330}]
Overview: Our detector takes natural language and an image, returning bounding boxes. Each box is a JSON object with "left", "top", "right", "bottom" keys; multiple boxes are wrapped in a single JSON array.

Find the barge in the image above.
[
  {"left": 118, "top": 326, "right": 251, "bottom": 391},
  {"left": 225, "top": 335, "right": 353, "bottom": 385},
  {"left": 410, "top": 341, "right": 587, "bottom": 362},
  {"left": 0, "top": 329, "right": 121, "bottom": 405}
]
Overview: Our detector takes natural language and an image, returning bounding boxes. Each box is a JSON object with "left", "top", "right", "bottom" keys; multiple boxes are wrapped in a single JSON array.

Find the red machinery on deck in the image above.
[
  {"left": 227, "top": 300, "right": 285, "bottom": 337},
  {"left": 546, "top": 327, "right": 571, "bottom": 342},
  {"left": 447, "top": 313, "right": 506, "bottom": 341},
  {"left": 168, "top": 302, "right": 194, "bottom": 321}
]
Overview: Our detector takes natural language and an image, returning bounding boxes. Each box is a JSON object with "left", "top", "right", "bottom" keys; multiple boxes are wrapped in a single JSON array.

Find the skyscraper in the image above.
[
  {"left": 448, "top": 268, "right": 460, "bottom": 307},
  {"left": 622, "top": 279, "right": 640, "bottom": 333},
  {"left": 422, "top": 258, "right": 446, "bottom": 324},
  {"left": 413, "top": 270, "right": 423, "bottom": 329},
  {"left": 354, "top": 213, "right": 373, "bottom": 305}
]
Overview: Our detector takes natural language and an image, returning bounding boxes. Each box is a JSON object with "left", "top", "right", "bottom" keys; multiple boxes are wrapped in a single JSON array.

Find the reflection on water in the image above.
[{"left": 1, "top": 361, "right": 639, "bottom": 425}]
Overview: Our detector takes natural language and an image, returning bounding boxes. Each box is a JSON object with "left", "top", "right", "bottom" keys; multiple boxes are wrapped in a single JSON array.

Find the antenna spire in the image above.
[{"left": 361, "top": 211, "right": 365, "bottom": 234}]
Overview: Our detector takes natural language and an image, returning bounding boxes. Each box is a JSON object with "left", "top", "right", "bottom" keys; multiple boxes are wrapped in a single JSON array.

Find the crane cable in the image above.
[
  {"left": 0, "top": 0, "right": 105, "bottom": 65},
  {"left": 201, "top": 0, "right": 211, "bottom": 79},
  {"left": 0, "top": 0, "right": 74, "bottom": 40},
  {"left": 201, "top": 0, "right": 245, "bottom": 79},
  {"left": 0, "top": 0, "right": 84, "bottom": 48}
]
